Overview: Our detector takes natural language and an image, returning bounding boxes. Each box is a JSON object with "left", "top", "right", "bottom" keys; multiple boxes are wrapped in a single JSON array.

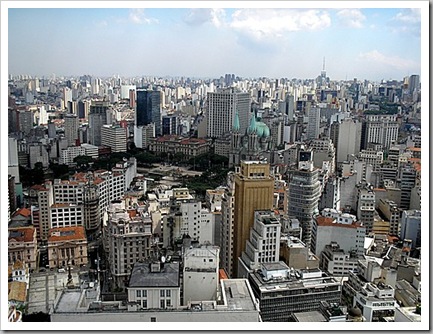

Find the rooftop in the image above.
[
  {"left": 12, "top": 208, "right": 32, "bottom": 218},
  {"left": 8, "top": 227, "right": 35, "bottom": 243},
  {"left": 8, "top": 281, "right": 27, "bottom": 303},
  {"left": 129, "top": 262, "right": 180, "bottom": 288},
  {"left": 48, "top": 226, "right": 86, "bottom": 242}
]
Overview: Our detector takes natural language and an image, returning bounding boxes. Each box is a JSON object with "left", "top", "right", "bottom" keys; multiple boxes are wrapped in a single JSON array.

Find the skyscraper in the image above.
[
  {"left": 287, "top": 151, "right": 321, "bottom": 247},
  {"left": 136, "top": 89, "right": 162, "bottom": 136},
  {"left": 306, "top": 106, "right": 320, "bottom": 140},
  {"left": 362, "top": 114, "right": 399, "bottom": 151},
  {"left": 330, "top": 118, "right": 362, "bottom": 164},
  {"left": 233, "top": 161, "right": 274, "bottom": 276},
  {"left": 64, "top": 114, "right": 79, "bottom": 147},
  {"left": 206, "top": 89, "right": 250, "bottom": 138},
  {"left": 88, "top": 100, "right": 111, "bottom": 146}
]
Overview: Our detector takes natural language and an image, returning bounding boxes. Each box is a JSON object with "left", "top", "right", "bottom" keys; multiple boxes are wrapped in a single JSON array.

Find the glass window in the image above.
[
  {"left": 143, "top": 290, "right": 147, "bottom": 298},
  {"left": 160, "top": 290, "right": 165, "bottom": 297},
  {"left": 136, "top": 290, "right": 141, "bottom": 298},
  {"left": 160, "top": 300, "right": 165, "bottom": 308},
  {"left": 166, "top": 290, "right": 171, "bottom": 297}
]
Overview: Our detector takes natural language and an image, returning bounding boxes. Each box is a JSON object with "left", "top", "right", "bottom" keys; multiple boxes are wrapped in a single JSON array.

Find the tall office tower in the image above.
[
  {"left": 400, "top": 210, "right": 421, "bottom": 249},
  {"left": 34, "top": 181, "right": 54, "bottom": 241},
  {"left": 8, "top": 137, "right": 20, "bottom": 183},
  {"left": 206, "top": 89, "right": 250, "bottom": 138},
  {"left": 88, "top": 100, "right": 111, "bottom": 146},
  {"left": 233, "top": 161, "right": 274, "bottom": 276},
  {"left": 63, "top": 87, "right": 73, "bottom": 106},
  {"left": 18, "top": 110, "right": 34, "bottom": 135},
  {"left": 221, "top": 172, "right": 235, "bottom": 277},
  {"left": 279, "top": 94, "right": 295, "bottom": 122},
  {"left": 362, "top": 114, "right": 399, "bottom": 151},
  {"left": 129, "top": 89, "right": 136, "bottom": 109},
  {"left": 287, "top": 151, "right": 321, "bottom": 247},
  {"left": 398, "top": 164, "right": 417, "bottom": 210},
  {"left": 330, "top": 118, "right": 362, "bottom": 164},
  {"left": 238, "top": 210, "right": 282, "bottom": 278},
  {"left": 136, "top": 89, "right": 162, "bottom": 136},
  {"left": 101, "top": 124, "right": 127, "bottom": 153},
  {"left": 408, "top": 74, "right": 420, "bottom": 94},
  {"left": 306, "top": 106, "right": 320, "bottom": 140},
  {"left": 357, "top": 186, "right": 375, "bottom": 234},
  {"left": 162, "top": 114, "right": 178, "bottom": 135},
  {"left": 64, "top": 114, "right": 79, "bottom": 147}
]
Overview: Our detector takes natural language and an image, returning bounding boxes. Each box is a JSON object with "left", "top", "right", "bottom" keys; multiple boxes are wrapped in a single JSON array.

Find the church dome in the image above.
[{"left": 255, "top": 121, "right": 270, "bottom": 138}]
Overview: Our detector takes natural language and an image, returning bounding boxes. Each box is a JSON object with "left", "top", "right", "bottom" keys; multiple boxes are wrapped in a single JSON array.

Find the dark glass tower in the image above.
[{"left": 136, "top": 89, "right": 161, "bottom": 135}]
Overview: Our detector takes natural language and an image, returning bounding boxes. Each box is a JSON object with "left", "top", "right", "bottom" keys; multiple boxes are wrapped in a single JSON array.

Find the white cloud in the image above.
[
  {"left": 183, "top": 8, "right": 226, "bottom": 28},
  {"left": 358, "top": 50, "right": 418, "bottom": 70},
  {"left": 393, "top": 8, "right": 421, "bottom": 24},
  {"left": 129, "top": 9, "right": 158, "bottom": 25},
  {"left": 336, "top": 9, "right": 366, "bottom": 28},
  {"left": 387, "top": 8, "right": 421, "bottom": 36},
  {"left": 229, "top": 9, "right": 331, "bottom": 40}
]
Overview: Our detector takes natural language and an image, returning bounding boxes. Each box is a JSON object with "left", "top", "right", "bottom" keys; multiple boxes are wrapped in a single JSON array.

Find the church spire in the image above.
[
  {"left": 247, "top": 111, "right": 257, "bottom": 135},
  {"left": 233, "top": 110, "right": 240, "bottom": 132}
]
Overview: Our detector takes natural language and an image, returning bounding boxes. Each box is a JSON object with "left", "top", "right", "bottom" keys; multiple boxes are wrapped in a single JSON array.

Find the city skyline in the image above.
[{"left": 5, "top": 2, "right": 425, "bottom": 82}]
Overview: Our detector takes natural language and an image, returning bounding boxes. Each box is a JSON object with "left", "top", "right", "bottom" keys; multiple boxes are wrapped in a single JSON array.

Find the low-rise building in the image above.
[
  {"left": 47, "top": 226, "right": 88, "bottom": 268},
  {"left": 8, "top": 226, "right": 38, "bottom": 270},
  {"left": 320, "top": 242, "right": 358, "bottom": 276},
  {"left": 149, "top": 135, "right": 210, "bottom": 159},
  {"left": 353, "top": 282, "right": 398, "bottom": 322},
  {"left": 128, "top": 261, "right": 181, "bottom": 311},
  {"left": 248, "top": 262, "right": 342, "bottom": 322}
]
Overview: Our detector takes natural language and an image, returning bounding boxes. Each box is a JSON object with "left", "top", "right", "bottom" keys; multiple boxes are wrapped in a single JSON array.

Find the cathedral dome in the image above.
[{"left": 256, "top": 121, "right": 270, "bottom": 138}]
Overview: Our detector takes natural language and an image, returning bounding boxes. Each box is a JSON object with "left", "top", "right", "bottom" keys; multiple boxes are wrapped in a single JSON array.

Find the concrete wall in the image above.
[{"left": 51, "top": 310, "right": 260, "bottom": 322}]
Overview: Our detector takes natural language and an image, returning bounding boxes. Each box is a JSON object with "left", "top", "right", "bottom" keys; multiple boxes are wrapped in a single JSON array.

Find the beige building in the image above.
[
  {"left": 233, "top": 161, "right": 274, "bottom": 277},
  {"left": 280, "top": 235, "right": 319, "bottom": 270},
  {"left": 8, "top": 226, "right": 38, "bottom": 270},
  {"left": 149, "top": 135, "right": 210, "bottom": 159},
  {"left": 47, "top": 226, "right": 88, "bottom": 268}
]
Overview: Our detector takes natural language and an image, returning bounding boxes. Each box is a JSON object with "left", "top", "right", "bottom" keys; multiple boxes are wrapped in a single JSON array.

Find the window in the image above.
[
  {"left": 166, "top": 299, "right": 171, "bottom": 307},
  {"left": 151, "top": 317, "right": 157, "bottom": 322},
  {"left": 143, "top": 290, "right": 147, "bottom": 298},
  {"left": 166, "top": 290, "right": 171, "bottom": 297},
  {"left": 160, "top": 290, "right": 165, "bottom": 297},
  {"left": 160, "top": 300, "right": 165, "bottom": 308},
  {"left": 136, "top": 290, "right": 141, "bottom": 298}
]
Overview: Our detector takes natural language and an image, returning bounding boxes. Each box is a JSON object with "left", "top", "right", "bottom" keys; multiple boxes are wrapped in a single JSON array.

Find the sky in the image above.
[{"left": 5, "top": 2, "right": 425, "bottom": 82}]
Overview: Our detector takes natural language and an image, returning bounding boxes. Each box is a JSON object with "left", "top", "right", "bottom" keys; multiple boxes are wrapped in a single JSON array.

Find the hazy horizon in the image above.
[{"left": 7, "top": 4, "right": 423, "bottom": 82}]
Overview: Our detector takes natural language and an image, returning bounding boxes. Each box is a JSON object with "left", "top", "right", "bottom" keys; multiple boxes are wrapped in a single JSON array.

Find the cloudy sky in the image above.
[{"left": 6, "top": 3, "right": 424, "bottom": 81}]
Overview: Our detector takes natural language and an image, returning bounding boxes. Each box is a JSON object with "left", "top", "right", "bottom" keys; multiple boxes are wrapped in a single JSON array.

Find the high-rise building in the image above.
[
  {"left": 362, "top": 114, "right": 399, "bottom": 151},
  {"left": 357, "top": 186, "right": 375, "bottom": 234},
  {"left": 287, "top": 151, "right": 321, "bottom": 247},
  {"left": 238, "top": 210, "right": 281, "bottom": 278},
  {"left": 400, "top": 210, "right": 421, "bottom": 249},
  {"left": 88, "top": 100, "right": 111, "bottom": 146},
  {"left": 101, "top": 124, "right": 127, "bottom": 153},
  {"left": 136, "top": 89, "right": 162, "bottom": 135},
  {"left": 306, "top": 106, "right": 320, "bottom": 140},
  {"left": 162, "top": 114, "right": 178, "bottom": 135},
  {"left": 408, "top": 74, "right": 420, "bottom": 94},
  {"left": 221, "top": 172, "right": 235, "bottom": 277},
  {"left": 233, "top": 161, "right": 274, "bottom": 276},
  {"left": 64, "top": 114, "right": 79, "bottom": 147},
  {"left": 330, "top": 118, "right": 362, "bottom": 164},
  {"left": 206, "top": 89, "right": 250, "bottom": 138}
]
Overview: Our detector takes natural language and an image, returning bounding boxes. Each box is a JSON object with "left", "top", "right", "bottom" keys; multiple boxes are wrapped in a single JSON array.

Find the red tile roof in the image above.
[
  {"left": 8, "top": 227, "right": 36, "bottom": 243},
  {"left": 315, "top": 216, "right": 359, "bottom": 229},
  {"left": 12, "top": 208, "right": 32, "bottom": 218},
  {"left": 47, "top": 226, "right": 86, "bottom": 242}
]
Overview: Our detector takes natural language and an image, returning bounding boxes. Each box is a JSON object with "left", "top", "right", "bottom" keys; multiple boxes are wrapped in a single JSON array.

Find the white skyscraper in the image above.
[
  {"left": 306, "top": 106, "right": 320, "bottom": 140},
  {"left": 206, "top": 89, "right": 250, "bottom": 138}
]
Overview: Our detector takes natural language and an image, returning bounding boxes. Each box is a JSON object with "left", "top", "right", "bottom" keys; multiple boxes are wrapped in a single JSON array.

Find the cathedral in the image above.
[{"left": 229, "top": 110, "right": 274, "bottom": 167}]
